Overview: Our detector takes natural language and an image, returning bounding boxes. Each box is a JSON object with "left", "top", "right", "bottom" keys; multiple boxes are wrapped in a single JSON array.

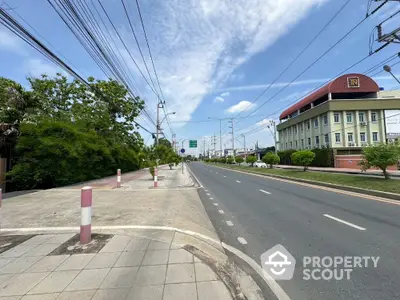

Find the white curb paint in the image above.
[
  {"left": 259, "top": 189, "right": 271, "bottom": 195},
  {"left": 226, "top": 221, "right": 234, "bottom": 226},
  {"left": 0, "top": 224, "right": 291, "bottom": 300},
  {"left": 218, "top": 210, "right": 224, "bottom": 214},
  {"left": 323, "top": 214, "right": 366, "bottom": 231},
  {"left": 237, "top": 237, "right": 247, "bottom": 244}
]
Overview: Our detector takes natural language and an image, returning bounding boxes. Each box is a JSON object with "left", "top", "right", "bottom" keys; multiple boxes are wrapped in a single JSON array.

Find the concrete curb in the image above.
[
  {"left": 208, "top": 164, "right": 400, "bottom": 201},
  {"left": 274, "top": 165, "right": 400, "bottom": 178}
]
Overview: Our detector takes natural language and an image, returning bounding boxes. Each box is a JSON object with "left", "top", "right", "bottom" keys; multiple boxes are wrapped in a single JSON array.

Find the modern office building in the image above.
[{"left": 276, "top": 73, "right": 400, "bottom": 168}]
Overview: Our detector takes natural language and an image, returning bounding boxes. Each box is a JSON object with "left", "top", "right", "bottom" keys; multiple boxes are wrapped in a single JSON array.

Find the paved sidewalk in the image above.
[
  {"left": 0, "top": 231, "right": 234, "bottom": 300},
  {"left": 122, "top": 164, "right": 194, "bottom": 190},
  {"left": 275, "top": 164, "right": 400, "bottom": 177}
]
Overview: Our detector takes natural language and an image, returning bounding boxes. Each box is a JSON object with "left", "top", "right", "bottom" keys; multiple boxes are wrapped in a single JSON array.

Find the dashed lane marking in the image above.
[
  {"left": 213, "top": 203, "right": 219, "bottom": 206},
  {"left": 237, "top": 237, "right": 247, "bottom": 245},
  {"left": 259, "top": 189, "right": 271, "bottom": 195},
  {"left": 218, "top": 210, "right": 224, "bottom": 214},
  {"left": 236, "top": 180, "right": 241, "bottom": 183},
  {"left": 323, "top": 214, "right": 366, "bottom": 231},
  {"left": 226, "top": 221, "right": 234, "bottom": 226}
]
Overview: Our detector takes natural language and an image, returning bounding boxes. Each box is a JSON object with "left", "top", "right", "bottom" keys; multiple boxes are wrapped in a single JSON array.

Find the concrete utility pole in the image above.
[
  {"left": 213, "top": 133, "right": 217, "bottom": 156},
  {"left": 241, "top": 134, "right": 247, "bottom": 160},
  {"left": 267, "top": 120, "right": 278, "bottom": 154},
  {"left": 203, "top": 139, "right": 206, "bottom": 158},
  {"left": 229, "top": 118, "right": 235, "bottom": 161},
  {"left": 208, "top": 117, "right": 223, "bottom": 157}
]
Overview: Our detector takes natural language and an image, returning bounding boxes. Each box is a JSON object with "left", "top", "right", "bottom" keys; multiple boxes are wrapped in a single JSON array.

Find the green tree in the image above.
[
  {"left": 291, "top": 150, "right": 315, "bottom": 171},
  {"left": 227, "top": 157, "right": 234, "bottom": 164},
  {"left": 156, "top": 138, "right": 172, "bottom": 148},
  {"left": 262, "top": 152, "right": 280, "bottom": 168},
  {"left": 361, "top": 143, "right": 400, "bottom": 179},
  {"left": 236, "top": 157, "right": 244, "bottom": 165},
  {"left": 246, "top": 155, "right": 257, "bottom": 167}
]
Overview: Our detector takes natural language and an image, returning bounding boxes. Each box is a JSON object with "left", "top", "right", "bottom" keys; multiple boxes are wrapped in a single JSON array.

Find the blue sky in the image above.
[{"left": 1, "top": 0, "right": 400, "bottom": 155}]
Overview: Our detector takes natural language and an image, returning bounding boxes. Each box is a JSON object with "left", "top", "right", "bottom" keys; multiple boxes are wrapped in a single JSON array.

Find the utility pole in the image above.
[
  {"left": 219, "top": 119, "right": 222, "bottom": 157},
  {"left": 213, "top": 133, "right": 217, "bottom": 156},
  {"left": 229, "top": 118, "right": 235, "bottom": 161},
  {"left": 203, "top": 139, "right": 206, "bottom": 158},
  {"left": 241, "top": 134, "right": 247, "bottom": 160},
  {"left": 267, "top": 120, "right": 278, "bottom": 154}
]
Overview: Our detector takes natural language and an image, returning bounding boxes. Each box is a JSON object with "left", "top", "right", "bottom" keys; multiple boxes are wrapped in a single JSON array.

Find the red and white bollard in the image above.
[
  {"left": 154, "top": 168, "right": 158, "bottom": 188},
  {"left": 117, "top": 169, "right": 121, "bottom": 188},
  {"left": 80, "top": 186, "right": 92, "bottom": 244}
]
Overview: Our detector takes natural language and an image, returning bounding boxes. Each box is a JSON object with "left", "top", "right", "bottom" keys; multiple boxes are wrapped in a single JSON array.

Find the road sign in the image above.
[
  {"left": 189, "top": 140, "right": 197, "bottom": 148},
  {"left": 180, "top": 148, "right": 185, "bottom": 153}
]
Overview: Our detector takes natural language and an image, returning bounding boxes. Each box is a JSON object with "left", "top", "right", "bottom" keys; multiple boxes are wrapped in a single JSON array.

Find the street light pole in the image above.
[
  {"left": 268, "top": 120, "right": 278, "bottom": 154},
  {"left": 383, "top": 65, "right": 400, "bottom": 84},
  {"left": 241, "top": 134, "right": 247, "bottom": 160}
]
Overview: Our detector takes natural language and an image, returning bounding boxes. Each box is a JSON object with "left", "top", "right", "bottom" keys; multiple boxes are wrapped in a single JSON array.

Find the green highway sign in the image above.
[{"left": 189, "top": 140, "right": 197, "bottom": 148}]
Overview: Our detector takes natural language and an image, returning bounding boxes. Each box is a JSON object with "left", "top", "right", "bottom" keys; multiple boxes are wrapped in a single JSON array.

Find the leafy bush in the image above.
[
  {"left": 246, "top": 155, "right": 257, "bottom": 166},
  {"left": 361, "top": 143, "right": 400, "bottom": 179},
  {"left": 291, "top": 150, "right": 315, "bottom": 171},
  {"left": 262, "top": 152, "right": 280, "bottom": 168},
  {"left": 311, "top": 146, "right": 333, "bottom": 167},
  {"left": 236, "top": 157, "right": 244, "bottom": 165},
  {"left": 226, "top": 157, "right": 234, "bottom": 164},
  {"left": 277, "top": 150, "right": 297, "bottom": 165}
]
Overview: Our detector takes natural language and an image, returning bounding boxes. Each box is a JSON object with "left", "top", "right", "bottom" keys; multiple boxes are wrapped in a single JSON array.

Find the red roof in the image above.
[{"left": 279, "top": 74, "right": 379, "bottom": 120}]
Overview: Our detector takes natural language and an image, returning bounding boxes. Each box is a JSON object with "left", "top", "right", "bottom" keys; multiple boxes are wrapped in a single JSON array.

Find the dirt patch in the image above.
[
  {"left": 184, "top": 244, "right": 247, "bottom": 300},
  {"left": 49, "top": 233, "right": 113, "bottom": 255},
  {"left": 0, "top": 235, "right": 35, "bottom": 254}
]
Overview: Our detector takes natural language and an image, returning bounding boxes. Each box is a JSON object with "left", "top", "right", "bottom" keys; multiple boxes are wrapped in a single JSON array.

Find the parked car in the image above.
[{"left": 253, "top": 160, "right": 267, "bottom": 168}]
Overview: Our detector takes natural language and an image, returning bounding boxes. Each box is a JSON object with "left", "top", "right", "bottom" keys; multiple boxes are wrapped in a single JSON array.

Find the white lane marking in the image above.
[
  {"left": 206, "top": 193, "right": 211, "bottom": 196},
  {"left": 2, "top": 225, "right": 291, "bottom": 300},
  {"left": 213, "top": 203, "right": 219, "bottom": 206},
  {"left": 237, "top": 237, "right": 247, "bottom": 244},
  {"left": 236, "top": 180, "right": 241, "bottom": 183},
  {"left": 259, "top": 189, "right": 271, "bottom": 195},
  {"left": 226, "top": 221, "right": 234, "bottom": 226},
  {"left": 323, "top": 214, "right": 366, "bottom": 231},
  {"left": 223, "top": 175, "right": 227, "bottom": 178},
  {"left": 204, "top": 190, "right": 208, "bottom": 192},
  {"left": 218, "top": 210, "right": 224, "bottom": 214},
  {"left": 209, "top": 197, "right": 214, "bottom": 200}
]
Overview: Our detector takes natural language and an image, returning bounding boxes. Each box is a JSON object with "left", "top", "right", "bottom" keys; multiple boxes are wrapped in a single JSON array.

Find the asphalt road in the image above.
[{"left": 188, "top": 162, "right": 400, "bottom": 300}]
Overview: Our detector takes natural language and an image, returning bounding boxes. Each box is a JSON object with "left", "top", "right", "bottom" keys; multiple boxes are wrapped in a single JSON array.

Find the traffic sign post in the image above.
[
  {"left": 180, "top": 148, "right": 185, "bottom": 174},
  {"left": 189, "top": 140, "right": 197, "bottom": 148}
]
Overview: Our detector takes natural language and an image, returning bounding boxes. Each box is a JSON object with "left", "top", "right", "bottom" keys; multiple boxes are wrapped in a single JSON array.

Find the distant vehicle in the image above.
[{"left": 254, "top": 160, "right": 267, "bottom": 168}]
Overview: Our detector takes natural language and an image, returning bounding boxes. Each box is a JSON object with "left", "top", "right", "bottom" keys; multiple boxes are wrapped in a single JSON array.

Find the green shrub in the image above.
[
  {"left": 291, "top": 150, "right": 315, "bottom": 171},
  {"left": 311, "top": 146, "right": 334, "bottom": 167},
  {"left": 277, "top": 149, "right": 297, "bottom": 165},
  {"left": 246, "top": 155, "right": 257, "bottom": 166},
  {"left": 262, "top": 152, "right": 280, "bottom": 168},
  {"left": 236, "top": 157, "right": 244, "bottom": 165},
  {"left": 362, "top": 143, "right": 400, "bottom": 179}
]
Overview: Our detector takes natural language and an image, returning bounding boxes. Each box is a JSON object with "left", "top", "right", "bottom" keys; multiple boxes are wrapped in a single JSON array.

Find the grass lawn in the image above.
[{"left": 208, "top": 164, "right": 400, "bottom": 195}]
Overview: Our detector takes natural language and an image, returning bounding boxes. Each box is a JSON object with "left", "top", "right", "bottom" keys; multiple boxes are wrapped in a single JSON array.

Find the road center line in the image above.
[
  {"left": 259, "top": 189, "right": 271, "bottom": 195},
  {"left": 237, "top": 237, "right": 248, "bottom": 244},
  {"left": 226, "top": 221, "right": 234, "bottom": 226},
  {"left": 206, "top": 193, "right": 211, "bottom": 196},
  {"left": 213, "top": 203, "right": 219, "bottom": 206},
  {"left": 323, "top": 214, "right": 366, "bottom": 231},
  {"left": 209, "top": 197, "right": 214, "bottom": 200},
  {"left": 218, "top": 210, "right": 224, "bottom": 214},
  {"left": 236, "top": 180, "right": 241, "bottom": 183}
]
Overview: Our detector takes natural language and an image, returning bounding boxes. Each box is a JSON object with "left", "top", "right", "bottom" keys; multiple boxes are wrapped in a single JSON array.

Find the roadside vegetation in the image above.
[{"left": 0, "top": 74, "right": 179, "bottom": 191}]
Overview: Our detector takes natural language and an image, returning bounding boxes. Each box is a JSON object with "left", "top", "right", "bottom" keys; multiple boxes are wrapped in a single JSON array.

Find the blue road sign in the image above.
[{"left": 180, "top": 148, "right": 185, "bottom": 153}]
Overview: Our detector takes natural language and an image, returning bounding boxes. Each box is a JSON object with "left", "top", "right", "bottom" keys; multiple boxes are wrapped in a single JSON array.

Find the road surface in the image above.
[{"left": 188, "top": 162, "right": 400, "bottom": 300}]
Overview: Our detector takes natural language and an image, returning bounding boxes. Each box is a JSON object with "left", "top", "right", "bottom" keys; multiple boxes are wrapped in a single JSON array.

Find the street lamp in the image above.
[
  {"left": 208, "top": 117, "right": 223, "bottom": 157},
  {"left": 383, "top": 65, "right": 400, "bottom": 84}
]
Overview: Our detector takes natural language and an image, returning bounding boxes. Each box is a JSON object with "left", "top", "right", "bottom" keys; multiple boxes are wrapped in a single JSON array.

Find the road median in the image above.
[{"left": 206, "top": 163, "right": 400, "bottom": 201}]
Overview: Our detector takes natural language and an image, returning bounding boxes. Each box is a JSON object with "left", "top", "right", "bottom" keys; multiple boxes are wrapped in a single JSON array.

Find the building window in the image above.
[
  {"left": 314, "top": 118, "right": 319, "bottom": 128},
  {"left": 308, "top": 137, "right": 311, "bottom": 146},
  {"left": 295, "top": 141, "right": 298, "bottom": 148},
  {"left": 307, "top": 120, "right": 310, "bottom": 130},
  {"left": 323, "top": 114, "right": 328, "bottom": 125},
  {"left": 285, "top": 142, "right": 288, "bottom": 149},
  {"left": 348, "top": 133, "right": 354, "bottom": 143},
  {"left": 371, "top": 112, "right": 377, "bottom": 122},
  {"left": 290, "top": 141, "right": 293, "bottom": 149},
  {"left": 359, "top": 112, "right": 365, "bottom": 123},
  {"left": 301, "top": 139, "right": 304, "bottom": 149},
  {"left": 300, "top": 123, "right": 303, "bottom": 132},
  {"left": 334, "top": 113, "right": 340, "bottom": 123},
  {"left": 294, "top": 125, "right": 297, "bottom": 134},
  {"left": 360, "top": 132, "right": 366, "bottom": 142},
  {"left": 315, "top": 136, "right": 320, "bottom": 146},
  {"left": 372, "top": 132, "right": 378, "bottom": 142},
  {"left": 346, "top": 113, "right": 352, "bottom": 123},
  {"left": 324, "top": 134, "right": 329, "bottom": 144},
  {"left": 288, "top": 127, "right": 291, "bottom": 135},
  {"left": 335, "top": 133, "right": 341, "bottom": 143}
]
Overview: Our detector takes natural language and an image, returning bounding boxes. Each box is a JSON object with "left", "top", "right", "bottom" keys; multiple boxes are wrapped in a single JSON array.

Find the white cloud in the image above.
[
  {"left": 226, "top": 100, "right": 256, "bottom": 113},
  {"left": 115, "top": 0, "right": 327, "bottom": 125},
  {"left": 220, "top": 92, "right": 230, "bottom": 97},
  {"left": 25, "top": 59, "right": 67, "bottom": 78},
  {"left": 0, "top": 27, "right": 25, "bottom": 55},
  {"left": 214, "top": 96, "right": 225, "bottom": 103}
]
